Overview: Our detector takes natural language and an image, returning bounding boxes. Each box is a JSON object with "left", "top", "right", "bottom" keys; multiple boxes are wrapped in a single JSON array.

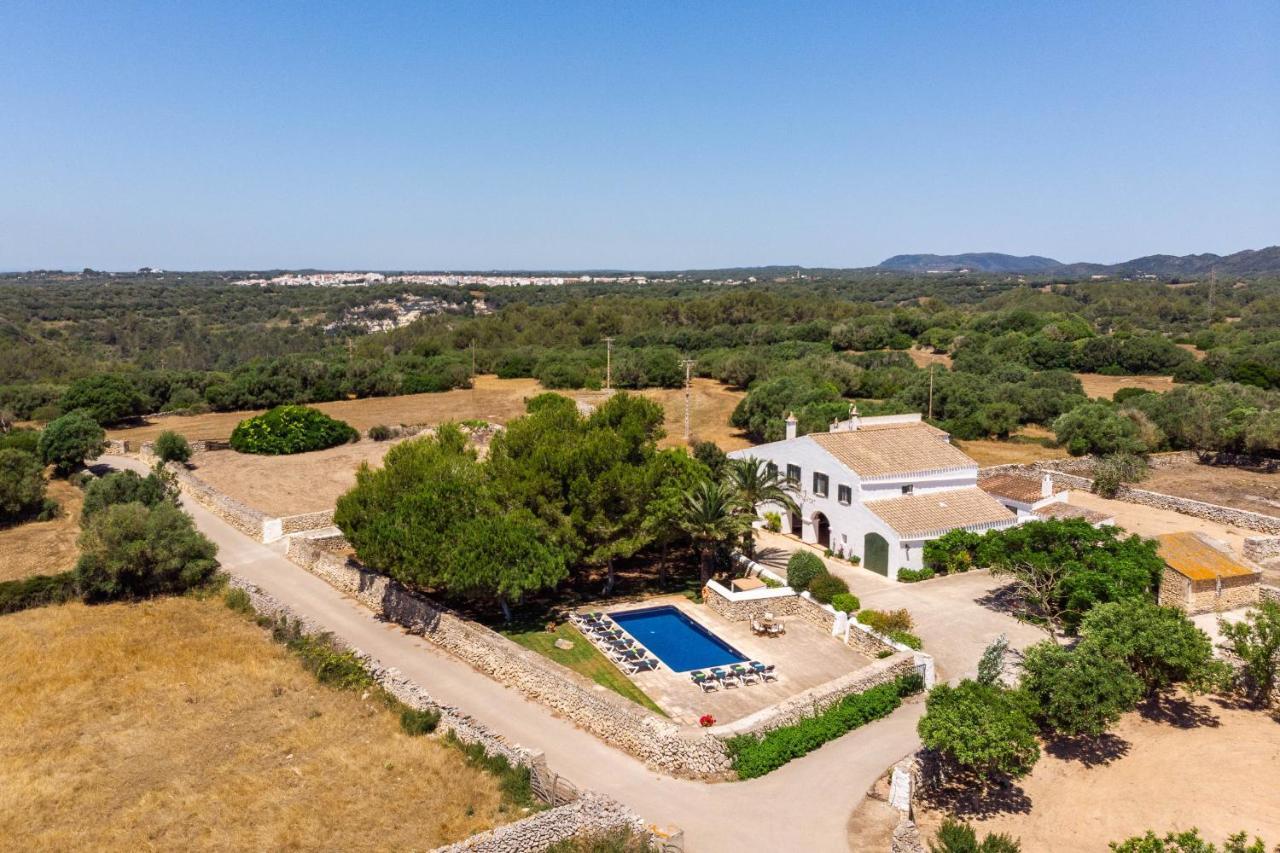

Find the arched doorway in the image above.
[
  {"left": 813, "top": 512, "right": 831, "bottom": 549},
  {"left": 789, "top": 512, "right": 803, "bottom": 538},
  {"left": 864, "top": 532, "right": 889, "bottom": 576}
]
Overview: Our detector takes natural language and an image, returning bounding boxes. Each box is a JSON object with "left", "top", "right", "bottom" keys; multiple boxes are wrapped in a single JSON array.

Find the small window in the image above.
[
  {"left": 786, "top": 464, "right": 801, "bottom": 485},
  {"left": 813, "top": 472, "right": 829, "bottom": 497},
  {"left": 766, "top": 461, "right": 778, "bottom": 478},
  {"left": 901, "top": 484, "right": 914, "bottom": 495},
  {"left": 837, "top": 484, "right": 852, "bottom": 505}
]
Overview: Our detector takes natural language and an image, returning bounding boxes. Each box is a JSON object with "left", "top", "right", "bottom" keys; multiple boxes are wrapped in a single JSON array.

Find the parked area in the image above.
[
  {"left": 0, "top": 596, "right": 515, "bottom": 850},
  {"left": 908, "top": 697, "right": 1280, "bottom": 852},
  {"left": 574, "top": 595, "right": 874, "bottom": 727},
  {"left": 0, "top": 478, "right": 83, "bottom": 582},
  {"left": 184, "top": 441, "right": 406, "bottom": 517}
]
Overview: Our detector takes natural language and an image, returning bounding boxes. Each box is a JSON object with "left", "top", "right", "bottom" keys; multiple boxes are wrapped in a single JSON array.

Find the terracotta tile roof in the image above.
[
  {"left": 1032, "top": 502, "right": 1114, "bottom": 525},
  {"left": 809, "top": 425, "right": 976, "bottom": 479},
  {"left": 866, "top": 487, "right": 1016, "bottom": 539},
  {"left": 1156, "top": 532, "right": 1259, "bottom": 582},
  {"left": 980, "top": 473, "right": 1049, "bottom": 504}
]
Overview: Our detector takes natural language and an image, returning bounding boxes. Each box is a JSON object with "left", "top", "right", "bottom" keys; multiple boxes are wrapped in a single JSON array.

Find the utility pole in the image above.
[
  {"left": 470, "top": 340, "right": 476, "bottom": 378},
  {"left": 1208, "top": 268, "right": 1216, "bottom": 324},
  {"left": 680, "top": 358, "right": 696, "bottom": 443},
  {"left": 927, "top": 363, "right": 935, "bottom": 422},
  {"left": 603, "top": 337, "right": 614, "bottom": 391}
]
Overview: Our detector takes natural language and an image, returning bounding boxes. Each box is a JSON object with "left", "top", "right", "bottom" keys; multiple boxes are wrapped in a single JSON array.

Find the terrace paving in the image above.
[{"left": 602, "top": 595, "right": 873, "bottom": 726}]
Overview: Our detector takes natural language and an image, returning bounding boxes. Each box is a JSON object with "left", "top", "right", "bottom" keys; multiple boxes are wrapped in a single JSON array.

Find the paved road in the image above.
[{"left": 102, "top": 457, "right": 922, "bottom": 853}]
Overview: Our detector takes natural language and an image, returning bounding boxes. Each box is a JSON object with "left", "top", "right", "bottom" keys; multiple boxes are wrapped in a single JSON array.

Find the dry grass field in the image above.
[
  {"left": 1140, "top": 459, "right": 1280, "bottom": 517},
  {"left": 909, "top": 699, "right": 1280, "bottom": 851},
  {"left": 187, "top": 440, "right": 406, "bottom": 517},
  {"left": 110, "top": 375, "right": 751, "bottom": 451},
  {"left": 1074, "top": 373, "right": 1176, "bottom": 399},
  {"left": 0, "top": 597, "right": 513, "bottom": 851},
  {"left": 954, "top": 426, "right": 1068, "bottom": 468},
  {"left": 0, "top": 478, "right": 83, "bottom": 582}
]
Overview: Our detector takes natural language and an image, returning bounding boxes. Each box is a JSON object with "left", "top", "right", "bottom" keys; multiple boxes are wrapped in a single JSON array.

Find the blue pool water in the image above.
[{"left": 609, "top": 606, "right": 748, "bottom": 672}]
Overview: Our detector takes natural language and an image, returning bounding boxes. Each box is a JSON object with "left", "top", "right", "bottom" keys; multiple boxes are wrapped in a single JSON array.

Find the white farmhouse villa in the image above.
[{"left": 727, "top": 408, "right": 1017, "bottom": 579}]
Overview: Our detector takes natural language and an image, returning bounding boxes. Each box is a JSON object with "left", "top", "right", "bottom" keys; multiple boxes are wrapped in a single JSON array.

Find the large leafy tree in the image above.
[
  {"left": 724, "top": 456, "right": 797, "bottom": 557},
  {"left": 74, "top": 501, "right": 219, "bottom": 602},
  {"left": 1052, "top": 402, "right": 1148, "bottom": 456},
  {"left": 638, "top": 449, "right": 709, "bottom": 580},
  {"left": 38, "top": 411, "right": 106, "bottom": 476},
  {"left": 60, "top": 374, "right": 147, "bottom": 426},
  {"left": 979, "top": 519, "right": 1163, "bottom": 634},
  {"left": 679, "top": 478, "right": 751, "bottom": 586},
  {"left": 917, "top": 679, "right": 1040, "bottom": 780},
  {"left": 0, "top": 448, "right": 46, "bottom": 522},
  {"left": 1020, "top": 640, "right": 1141, "bottom": 736},
  {"left": 1078, "top": 599, "right": 1226, "bottom": 696},
  {"left": 81, "top": 466, "right": 178, "bottom": 521}
]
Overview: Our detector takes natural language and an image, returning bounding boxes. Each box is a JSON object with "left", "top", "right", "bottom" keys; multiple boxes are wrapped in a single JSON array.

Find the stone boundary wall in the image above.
[
  {"left": 1262, "top": 586, "right": 1280, "bottom": 605},
  {"left": 136, "top": 444, "right": 270, "bottom": 541},
  {"left": 102, "top": 439, "right": 131, "bottom": 454},
  {"left": 432, "top": 792, "right": 648, "bottom": 853},
  {"left": 274, "top": 509, "right": 336, "bottom": 538},
  {"left": 284, "top": 535, "right": 733, "bottom": 778},
  {"left": 1244, "top": 537, "right": 1280, "bottom": 563},
  {"left": 979, "top": 459, "right": 1280, "bottom": 535},
  {"left": 703, "top": 579, "right": 805, "bottom": 622}
]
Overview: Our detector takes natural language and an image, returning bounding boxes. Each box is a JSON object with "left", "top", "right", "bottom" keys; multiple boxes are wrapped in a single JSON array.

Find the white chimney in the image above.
[
  {"left": 785, "top": 411, "right": 798, "bottom": 441},
  {"left": 849, "top": 403, "right": 860, "bottom": 432},
  {"left": 1041, "top": 472, "right": 1053, "bottom": 499}
]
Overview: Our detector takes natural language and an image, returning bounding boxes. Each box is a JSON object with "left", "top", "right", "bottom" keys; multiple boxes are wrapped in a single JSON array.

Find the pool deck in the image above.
[{"left": 600, "top": 595, "right": 874, "bottom": 727}]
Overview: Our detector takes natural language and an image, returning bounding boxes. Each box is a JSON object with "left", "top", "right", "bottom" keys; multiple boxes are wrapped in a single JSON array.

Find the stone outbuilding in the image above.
[{"left": 1156, "top": 531, "right": 1262, "bottom": 615}]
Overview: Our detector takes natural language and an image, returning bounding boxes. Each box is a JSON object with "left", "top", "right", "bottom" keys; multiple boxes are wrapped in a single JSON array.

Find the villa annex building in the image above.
[{"left": 728, "top": 409, "right": 1017, "bottom": 579}]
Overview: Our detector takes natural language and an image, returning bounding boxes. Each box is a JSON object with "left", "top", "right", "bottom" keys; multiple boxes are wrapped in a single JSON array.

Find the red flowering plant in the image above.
[{"left": 699, "top": 714, "right": 716, "bottom": 728}]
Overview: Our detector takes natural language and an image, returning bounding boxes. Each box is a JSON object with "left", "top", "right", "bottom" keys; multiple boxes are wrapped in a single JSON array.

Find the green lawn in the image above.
[{"left": 504, "top": 623, "right": 666, "bottom": 716}]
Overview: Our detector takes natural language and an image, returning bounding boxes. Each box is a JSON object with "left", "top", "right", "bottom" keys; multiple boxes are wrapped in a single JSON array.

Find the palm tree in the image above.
[
  {"left": 678, "top": 479, "right": 752, "bottom": 586},
  {"left": 724, "top": 456, "right": 798, "bottom": 557}
]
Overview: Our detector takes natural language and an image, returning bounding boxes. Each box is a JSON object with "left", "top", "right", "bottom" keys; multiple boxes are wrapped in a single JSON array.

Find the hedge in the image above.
[
  {"left": 725, "top": 674, "right": 924, "bottom": 779},
  {"left": 896, "top": 567, "right": 936, "bottom": 583},
  {"left": 230, "top": 405, "right": 358, "bottom": 455},
  {"left": 809, "top": 572, "right": 850, "bottom": 604},
  {"left": 0, "top": 572, "right": 79, "bottom": 615},
  {"left": 786, "top": 550, "right": 827, "bottom": 591}
]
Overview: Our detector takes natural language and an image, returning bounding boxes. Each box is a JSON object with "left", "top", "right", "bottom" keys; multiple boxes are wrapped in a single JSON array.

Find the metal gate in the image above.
[{"left": 864, "top": 532, "right": 889, "bottom": 576}]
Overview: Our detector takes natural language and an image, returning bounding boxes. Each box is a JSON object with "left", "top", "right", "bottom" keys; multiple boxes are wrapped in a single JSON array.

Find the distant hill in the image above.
[
  {"left": 878, "top": 253, "right": 1063, "bottom": 273},
  {"left": 877, "top": 246, "right": 1280, "bottom": 277}
]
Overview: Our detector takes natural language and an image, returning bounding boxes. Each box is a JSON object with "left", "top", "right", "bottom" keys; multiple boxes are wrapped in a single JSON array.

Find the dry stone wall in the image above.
[
  {"left": 285, "top": 536, "right": 733, "bottom": 778},
  {"left": 432, "top": 792, "right": 647, "bottom": 853},
  {"left": 1244, "top": 537, "right": 1280, "bottom": 563},
  {"left": 137, "top": 444, "right": 270, "bottom": 541}
]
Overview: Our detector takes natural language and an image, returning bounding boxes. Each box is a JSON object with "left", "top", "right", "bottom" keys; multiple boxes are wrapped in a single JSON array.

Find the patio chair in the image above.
[
  {"left": 711, "top": 667, "right": 738, "bottom": 688},
  {"left": 766, "top": 621, "right": 785, "bottom": 636},
  {"left": 758, "top": 663, "right": 777, "bottom": 682},
  {"left": 731, "top": 663, "right": 757, "bottom": 685},
  {"left": 690, "top": 671, "right": 718, "bottom": 692},
  {"left": 750, "top": 618, "right": 767, "bottom": 636}
]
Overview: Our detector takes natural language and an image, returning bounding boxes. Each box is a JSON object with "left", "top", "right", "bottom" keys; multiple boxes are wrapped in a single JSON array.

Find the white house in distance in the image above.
[
  {"left": 728, "top": 408, "right": 1017, "bottom": 579},
  {"left": 979, "top": 472, "right": 1116, "bottom": 527}
]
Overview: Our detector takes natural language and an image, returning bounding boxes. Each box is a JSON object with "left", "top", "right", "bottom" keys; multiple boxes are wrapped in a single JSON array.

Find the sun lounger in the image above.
[
  {"left": 690, "top": 671, "right": 718, "bottom": 692},
  {"left": 753, "top": 662, "right": 777, "bottom": 682},
  {"left": 626, "top": 658, "right": 659, "bottom": 674},
  {"left": 731, "top": 663, "right": 757, "bottom": 684},
  {"left": 711, "top": 667, "right": 738, "bottom": 687}
]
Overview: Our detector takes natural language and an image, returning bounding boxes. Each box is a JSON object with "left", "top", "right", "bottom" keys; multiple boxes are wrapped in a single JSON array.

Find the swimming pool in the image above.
[{"left": 609, "top": 605, "right": 748, "bottom": 673}]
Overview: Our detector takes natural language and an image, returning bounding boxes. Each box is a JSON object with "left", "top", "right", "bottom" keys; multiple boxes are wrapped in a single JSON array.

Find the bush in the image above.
[
  {"left": 368, "top": 424, "right": 394, "bottom": 441},
  {"left": 808, "top": 572, "right": 850, "bottom": 604},
  {"left": 0, "top": 448, "right": 47, "bottom": 522},
  {"left": 546, "top": 826, "right": 652, "bottom": 853},
  {"left": 399, "top": 706, "right": 441, "bottom": 736},
  {"left": 897, "top": 567, "right": 936, "bottom": 583},
  {"left": 726, "top": 676, "right": 918, "bottom": 778},
  {"left": 230, "top": 405, "right": 358, "bottom": 455},
  {"left": 1091, "top": 452, "right": 1148, "bottom": 498},
  {"left": 0, "top": 571, "right": 78, "bottom": 615},
  {"left": 223, "top": 586, "right": 254, "bottom": 615},
  {"left": 786, "top": 550, "right": 827, "bottom": 591},
  {"left": 924, "top": 528, "right": 984, "bottom": 575},
  {"left": 858, "top": 608, "right": 915, "bottom": 634},
  {"left": 930, "top": 818, "right": 1022, "bottom": 852},
  {"left": 80, "top": 467, "right": 176, "bottom": 520},
  {"left": 763, "top": 511, "right": 781, "bottom": 533},
  {"left": 38, "top": 411, "right": 106, "bottom": 475},
  {"left": 281, "top": 629, "right": 374, "bottom": 691},
  {"left": 888, "top": 630, "right": 923, "bottom": 650},
  {"left": 1109, "top": 828, "right": 1269, "bottom": 852},
  {"left": 918, "top": 680, "right": 1041, "bottom": 779},
  {"left": 830, "top": 592, "right": 860, "bottom": 613},
  {"left": 74, "top": 501, "right": 219, "bottom": 602},
  {"left": 154, "top": 430, "right": 192, "bottom": 464},
  {"left": 0, "top": 427, "right": 41, "bottom": 455},
  {"left": 60, "top": 374, "right": 147, "bottom": 426}
]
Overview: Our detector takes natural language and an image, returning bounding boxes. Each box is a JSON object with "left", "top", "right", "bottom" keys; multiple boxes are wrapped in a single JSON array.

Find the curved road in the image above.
[{"left": 103, "top": 456, "right": 923, "bottom": 852}]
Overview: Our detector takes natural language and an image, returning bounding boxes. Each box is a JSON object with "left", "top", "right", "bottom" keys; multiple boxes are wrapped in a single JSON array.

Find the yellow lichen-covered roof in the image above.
[
  {"left": 809, "top": 425, "right": 976, "bottom": 479},
  {"left": 1156, "top": 532, "right": 1259, "bottom": 582},
  {"left": 866, "top": 487, "right": 1016, "bottom": 539},
  {"left": 980, "top": 473, "right": 1049, "bottom": 504}
]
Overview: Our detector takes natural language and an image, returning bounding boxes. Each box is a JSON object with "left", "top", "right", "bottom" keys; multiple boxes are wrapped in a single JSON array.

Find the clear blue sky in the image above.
[{"left": 2, "top": 1, "right": 1276, "bottom": 270}]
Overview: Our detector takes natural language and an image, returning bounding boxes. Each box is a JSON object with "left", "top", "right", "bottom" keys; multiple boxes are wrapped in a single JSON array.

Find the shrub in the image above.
[
  {"left": 830, "top": 592, "right": 861, "bottom": 613},
  {"left": 81, "top": 467, "right": 177, "bottom": 520},
  {"left": 74, "top": 501, "right": 219, "bottom": 602},
  {"left": 809, "top": 572, "right": 850, "bottom": 604},
  {"left": 897, "top": 567, "right": 936, "bottom": 583},
  {"left": 726, "top": 676, "right": 918, "bottom": 778},
  {"left": 154, "top": 430, "right": 192, "bottom": 464},
  {"left": 229, "top": 405, "right": 358, "bottom": 455},
  {"left": 0, "top": 427, "right": 41, "bottom": 455},
  {"left": 1109, "top": 828, "right": 1269, "bottom": 852},
  {"left": 38, "top": 411, "right": 106, "bottom": 475},
  {"left": 59, "top": 374, "right": 147, "bottom": 426},
  {"left": 399, "top": 706, "right": 441, "bottom": 736},
  {"left": 763, "top": 511, "right": 781, "bottom": 533},
  {"left": 283, "top": 630, "right": 374, "bottom": 691},
  {"left": 924, "top": 528, "right": 983, "bottom": 575},
  {"left": 918, "top": 680, "right": 1041, "bottom": 779},
  {"left": 0, "top": 448, "right": 47, "bottom": 522},
  {"left": 223, "top": 586, "right": 254, "bottom": 615},
  {"left": 858, "top": 608, "right": 914, "bottom": 634},
  {"left": 1091, "top": 452, "right": 1148, "bottom": 498},
  {"left": 930, "top": 818, "right": 1022, "bottom": 852},
  {"left": 888, "top": 630, "right": 923, "bottom": 650},
  {"left": 368, "top": 424, "right": 394, "bottom": 441},
  {"left": 786, "top": 550, "right": 827, "bottom": 591},
  {"left": 546, "top": 826, "right": 652, "bottom": 853},
  {"left": 1218, "top": 600, "right": 1280, "bottom": 708},
  {"left": 0, "top": 571, "right": 78, "bottom": 615}
]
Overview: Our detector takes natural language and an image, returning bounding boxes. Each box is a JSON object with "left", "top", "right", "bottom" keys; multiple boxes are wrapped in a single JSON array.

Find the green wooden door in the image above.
[{"left": 864, "top": 533, "right": 889, "bottom": 576}]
